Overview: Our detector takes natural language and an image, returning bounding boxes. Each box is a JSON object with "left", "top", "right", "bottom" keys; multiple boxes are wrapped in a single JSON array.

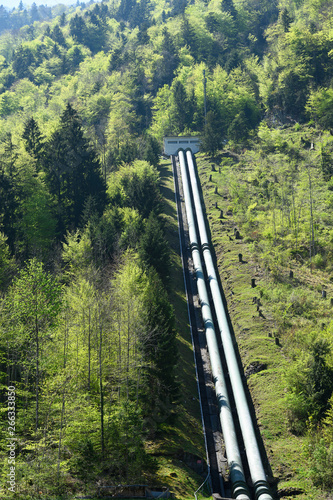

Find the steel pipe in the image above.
[
  {"left": 185, "top": 149, "right": 273, "bottom": 500},
  {"left": 178, "top": 150, "right": 250, "bottom": 500}
]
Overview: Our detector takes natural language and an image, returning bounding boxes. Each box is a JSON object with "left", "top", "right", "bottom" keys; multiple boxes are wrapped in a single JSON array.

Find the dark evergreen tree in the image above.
[
  {"left": 117, "top": 0, "right": 136, "bottom": 22},
  {"left": 0, "top": 135, "right": 20, "bottom": 252},
  {"left": 12, "top": 46, "right": 35, "bottom": 80},
  {"left": 140, "top": 268, "right": 178, "bottom": 422},
  {"left": 221, "top": 0, "right": 237, "bottom": 18},
  {"left": 60, "top": 12, "right": 66, "bottom": 27},
  {"left": 51, "top": 25, "right": 67, "bottom": 47},
  {"left": 138, "top": 212, "right": 170, "bottom": 280},
  {"left": 202, "top": 110, "right": 222, "bottom": 155},
  {"left": 69, "top": 14, "right": 88, "bottom": 45},
  {"left": 141, "top": 135, "right": 160, "bottom": 167},
  {"left": 173, "top": 80, "right": 188, "bottom": 131},
  {"left": 321, "top": 148, "right": 333, "bottom": 181},
  {"left": 281, "top": 7, "right": 292, "bottom": 32},
  {"left": 0, "top": 169, "right": 19, "bottom": 254},
  {"left": 180, "top": 16, "right": 197, "bottom": 58},
  {"left": 30, "top": 2, "right": 39, "bottom": 22},
  {"left": 69, "top": 46, "right": 84, "bottom": 71},
  {"left": 100, "top": 3, "right": 110, "bottom": 18},
  {"left": 52, "top": 43, "right": 61, "bottom": 57},
  {"left": 44, "top": 104, "right": 107, "bottom": 233},
  {"left": 152, "top": 28, "right": 179, "bottom": 89},
  {"left": 22, "top": 117, "right": 45, "bottom": 165},
  {"left": 0, "top": 6, "right": 10, "bottom": 32},
  {"left": 171, "top": 0, "right": 187, "bottom": 16},
  {"left": 128, "top": 0, "right": 151, "bottom": 28}
]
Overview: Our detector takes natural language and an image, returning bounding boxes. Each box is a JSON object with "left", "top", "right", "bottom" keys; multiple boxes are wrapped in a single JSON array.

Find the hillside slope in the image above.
[{"left": 0, "top": 0, "right": 333, "bottom": 497}]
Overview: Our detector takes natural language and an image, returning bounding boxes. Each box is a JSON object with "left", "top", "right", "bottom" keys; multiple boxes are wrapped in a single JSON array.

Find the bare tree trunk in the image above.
[
  {"left": 127, "top": 303, "right": 130, "bottom": 401},
  {"left": 57, "top": 314, "right": 69, "bottom": 484},
  {"left": 98, "top": 303, "right": 105, "bottom": 458},
  {"left": 117, "top": 309, "right": 121, "bottom": 401},
  {"left": 308, "top": 167, "right": 316, "bottom": 268},
  {"left": 35, "top": 294, "right": 39, "bottom": 432},
  {"left": 291, "top": 184, "right": 298, "bottom": 252},
  {"left": 88, "top": 307, "right": 91, "bottom": 392}
]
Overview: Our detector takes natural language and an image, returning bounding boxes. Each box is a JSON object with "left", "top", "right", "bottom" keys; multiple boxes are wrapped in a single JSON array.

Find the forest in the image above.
[{"left": 1, "top": 0, "right": 333, "bottom": 498}]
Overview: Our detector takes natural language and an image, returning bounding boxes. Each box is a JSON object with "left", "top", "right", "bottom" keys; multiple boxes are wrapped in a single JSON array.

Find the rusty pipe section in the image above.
[
  {"left": 185, "top": 149, "right": 273, "bottom": 500},
  {"left": 178, "top": 150, "right": 250, "bottom": 500}
]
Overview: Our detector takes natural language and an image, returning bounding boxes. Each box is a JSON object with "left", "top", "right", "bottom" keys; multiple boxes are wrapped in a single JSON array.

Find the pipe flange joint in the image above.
[
  {"left": 254, "top": 479, "right": 272, "bottom": 500},
  {"left": 232, "top": 479, "right": 250, "bottom": 499}
]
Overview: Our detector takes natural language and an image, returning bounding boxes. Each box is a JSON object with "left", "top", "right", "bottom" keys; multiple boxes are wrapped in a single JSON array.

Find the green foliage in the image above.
[
  {"left": 284, "top": 333, "right": 333, "bottom": 433},
  {"left": 140, "top": 267, "right": 178, "bottom": 423},
  {"left": 0, "top": 232, "right": 14, "bottom": 290},
  {"left": 139, "top": 212, "right": 171, "bottom": 280},
  {"left": 4, "top": 0, "right": 333, "bottom": 495},
  {"left": 44, "top": 103, "right": 107, "bottom": 234},
  {"left": 108, "top": 160, "right": 161, "bottom": 218},
  {"left": 305, "top": 400, "right": 333, "bottom": 489},
  {"left": 3, "top": 259, "right": 62, "bottom": 431},
  {"left": 202, "top": 110, "right": 223, "bottom": 154},
  {"left": 62, "top": 228, "right": 93, "bottom": 276},
  {"left": 17, "top": 167, "right": 57, "bottom": 259}
]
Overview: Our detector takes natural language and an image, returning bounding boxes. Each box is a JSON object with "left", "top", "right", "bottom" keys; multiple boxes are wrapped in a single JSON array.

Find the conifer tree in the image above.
[
  {"left": 45, "top": 104, "right": 107, "bottom": 233},
  {"left": 22, "top": 117, "right": 45, "bottom": 163},
  {"left": 51, "top": 25, "right": 67, "bottom": 47},
  {"left": 221, "top": 0, "right": 237, "bottom": 18}
]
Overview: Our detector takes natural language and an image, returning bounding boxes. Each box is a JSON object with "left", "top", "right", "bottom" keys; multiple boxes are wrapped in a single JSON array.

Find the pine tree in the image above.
[
  {"left": 138, "top": 212, "right": 170, "bottom": 280},
  {"left": 173, "top": 80, "right": 190, "bottom": 132},
  {"left": 140, "top": 269, "right": 178, "bottom": 421},
  {"left": 69, "top": 14, "right": 88, "bottom": 45},
  {"left": 51, "top": 25, "right": 67, "bottom": 47},
  {"left": 202, "top": 110, "right": 222, "bottom": 155},
  {"left": 180, "top": 16, "right": 197, "bottom": 57},
  {"left": 22, "top": 117, "right": 45, "bottom": 163},
  {"left": 45, "top": 104, "right": 107, "bottom": 233},
  {"left": 12, "top": 45, "right": 35, "bottom": 80},
  {"left": 221, "top": 0, "right": 237, "bottom": 18},
  {"left": 30, "top": 2, "right": 39, "bottom": 22}
]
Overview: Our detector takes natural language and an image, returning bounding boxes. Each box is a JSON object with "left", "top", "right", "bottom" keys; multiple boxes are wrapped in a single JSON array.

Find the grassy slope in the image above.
[{"left": 195, "top": 151, "right": 330, "bottom": 500}]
